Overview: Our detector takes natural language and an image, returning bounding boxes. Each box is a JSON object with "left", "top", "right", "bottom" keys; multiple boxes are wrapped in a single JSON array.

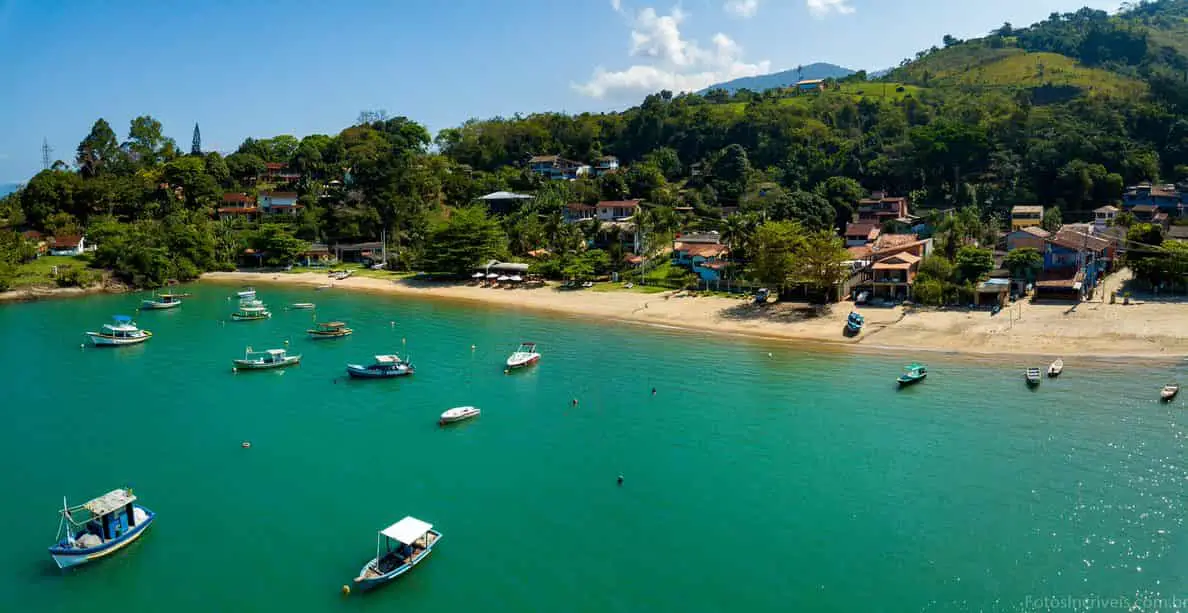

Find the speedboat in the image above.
[
  {"left": 1047, "top": 358, "right": 1064, "bottom": 378},
  {"left": 290, "top": 303, "right": 316, "bottom": 310},
  {"left": 1161, "top": 384, "right": 1180, "bottom": 402},
  {"left": 232, "top": 347, "right": 301, "bottom": 370},
  {"left": 48, "top": 488, "right": 155, "bottom": 569},
  {"left": 86, "top": 315, "right": 152, "bottom": 347},
  {"left": 140, "top": 292, "right": 182, "bottom": 310},
  {"left": 439, "top": 406, "right": 480, "bottom": 425},
  {"left": 1025, "top": 367, "right": 1042, "bottom": 386},
  {"left": 353, "top": 517, "right": 441, "bottom": 592},
  {"left": 346, "top": 355, "right": 415, "bottom": 379},
  {"left": 896, "top": 363, "right": 927, "bottom": 387},
  {"left": 505, "top": 342, "right": 540, "bottom": 370},
  {"left": 236, "top": 288, "right": 256, "bottom": 300},
  {"left": 307, "top": 321, "right": 353, "bottom": 339}
]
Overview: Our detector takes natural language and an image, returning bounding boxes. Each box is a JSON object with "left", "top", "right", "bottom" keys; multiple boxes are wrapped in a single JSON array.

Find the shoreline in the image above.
[
  {"left": 200, "top": 271, "right": 1188, "bottom": 363},
  {"left": 0, "top": 284, "right": 114, "bottom": 303}
]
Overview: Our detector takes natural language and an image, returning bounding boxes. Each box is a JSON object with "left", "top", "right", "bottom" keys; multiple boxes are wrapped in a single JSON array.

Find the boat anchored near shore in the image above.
[
  {"left": 346, "top": 355, "right": 414, "bottom": 378},
  {"left": 353, "top": 516, "right": 441, "bottom": 592},
  {"left": 232, "top": 347, "right": 301, "bottom": 371},
  {"left": 506, "top": 342, "right": 540, "bottom": 370},
  {"left": 85, "top": 315, "right": 152, "bottom": 347},
  {"left": 140, "top": 292, "right": 183, "bottom": 310},
  {"left": 49, "top": 488, "right": 155, "bottom": 569},
  {"left": 307, "top": 321, "right": 353, "bottom": 340}
]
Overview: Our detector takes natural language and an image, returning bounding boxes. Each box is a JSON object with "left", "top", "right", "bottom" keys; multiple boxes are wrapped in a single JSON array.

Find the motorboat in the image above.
[
  {"left": 232, "top": 347, "right": 301, "bottom": 370},
  {"left": 290, "top": 303, "right": 316, "bottom": 310},
  {"left": 307, "top": 321, "right": 353, "bottom": 340},
  {"left": 86, "top": 315, "right": 152, "bottom": 347},
  {"left": 1025, "top": 367, "right": 1042, "bottom": 386},
  {"left": 346, "top": 355, "right": 415, "bottom": 379},
  {"left": 353, "top": 517, "right": 441, "bottom": 592},
  {"left": 439, "top": 406, "right": 480, "bottom": 425},
  {"left": 1047, "top": 358, "right": 1064, "bottom": 378},
  {"left": 505, "top": 342, "right": 540, "bottom": 370},
  {"left": 896, "top": 363, "right": 927, "bottom": 387},
  {"left": 140, "top": 292, "right": 182, "bottom": 310},
  {"left": 231, "top": 303, "right": 271, "bottom": 321},
  {"left": 1161, "top": 384, "right": 1180, "bottom": 402},
  {"left": 48, "top": 488, "right": 155, "bottom": 569}
]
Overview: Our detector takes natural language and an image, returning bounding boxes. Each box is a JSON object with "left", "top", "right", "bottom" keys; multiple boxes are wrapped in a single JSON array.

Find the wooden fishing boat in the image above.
[
  {"left": 140, "top": 292, "right": 182, "bottom": 310},
  {"left": 290, "top": 303, "right": 316, "bottom": 310},
  {"left": 1047, "top": 358, "right": 1064, "bottom": 378},
  {"left": 307, "top": 321, "right": 353, "bottom": 339},
  {"left": 505, "top": 342, "right": 540, "bottom": 370},
  {"left": 230, "top": 304, "right": 271, "bottom": 321},
  {"left": 1025, "top": 367, "right": 1042, "bottom": 386},
  {"left": 896, "top": 363, "right": 927, "bottom": 387},
  {"left": 353, "top": 517, "right": 441, "bottom": 592},
  {"left": 48, "top": 488, "right": 155, "bottom": 569},
  {"left": 85, "top": 315, "right": 152, "bottom": 347},
  {"left": 346, "top": 355, "right": 414, "bottom": 379},
  {"left": 1161, "top": 383, "right": 1180, "bottom": 402},
  {"left": 439, "top": 406, "right": 480, "bottom": 425},
  {"left": 232, "top": 347, "right": 301, "bottom": 370}
]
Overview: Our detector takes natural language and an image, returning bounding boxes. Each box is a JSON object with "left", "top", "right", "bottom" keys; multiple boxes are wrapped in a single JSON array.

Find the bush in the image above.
[{"left": 55, "top": 266, "right": 99, "bottom": 288}]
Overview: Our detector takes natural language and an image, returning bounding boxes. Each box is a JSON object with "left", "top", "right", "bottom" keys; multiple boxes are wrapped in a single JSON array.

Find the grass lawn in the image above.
[
  {"left": 282, "top": 263, "right": 416, "bottom": 280},
  {"left": 589, "top": 282, "right": 670, "bottom": 294},
  {"left": 11, "top": 255, "right": 93, "bottom": 288}
]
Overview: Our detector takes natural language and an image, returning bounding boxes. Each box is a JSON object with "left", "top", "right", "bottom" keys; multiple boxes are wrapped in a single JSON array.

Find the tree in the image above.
[
  {"left": 624, "top": 163, "right": 666, "bottom": 201},
  {"left": 773, "top": 190, "right": 834, "bottom": 231},
  {"left": 712, "top": 145, "right": 751, "bottom": 205},
  {"left": 76, "top": 119, "right": 120, "bottom": 178},
  {"left": 248, "top": 224, "right": 309, "bottom": 267},
  {"left": 204, "top": 152, "right": 230, "bottom": 186},
  {"left": 1041, "top": 207, "right": 1063, "bottom": 232},
  {"left": 421, "top": 206, "right": 505, "bottom": 275},
  {"left": 598, "top": 172, "right": 629, "bottom": 201},
  {"left": 1004, "top": 247, "right": 1043, "bottom": 282},
  {"left": 126, "top": 115, "right": 174, "bottom": 167},
  {"left": 750, "top": 220, "right": 804, "bottom": 287},
  {"left": 797, "top": 230, "right": 850, "bottom": 301},
  {"left": 954, "top": 245, "right": 994, "bottom": 283},
  {"left": 916, "top": 254, "right": 955, "bottom": 283},
  {"left": 225, "top": 152, "right": 266, "bottom": 185},
  {"left": 720, "top": 213, "right": 757, "bottom": 261},
  {"left": 814, "top": 177, "right": 863, "bottom": 230},
  {"left": 163, "top": 157, "right": 219, "bottom": 210},
  {"left": 192, "top": 123, "right": 202, "bottom": 155}
]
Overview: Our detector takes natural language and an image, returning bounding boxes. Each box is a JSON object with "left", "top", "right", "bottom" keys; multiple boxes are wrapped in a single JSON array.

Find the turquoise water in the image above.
[{"left": 1, "top": 284, "right": 1186, "bottom": 612}]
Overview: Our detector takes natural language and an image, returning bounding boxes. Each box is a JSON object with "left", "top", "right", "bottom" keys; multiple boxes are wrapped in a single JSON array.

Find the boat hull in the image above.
[
  {"left": 439, "top": 408, "right": 479, "bottom": 425},
  {"left": 897, "top": 375, "right": 925, "bottom": 387},
  {"left": 506, "top": 355, "right": 540, "bottom": 369},
  {"left": 1161, "top": 387, "right": 1180, "bottom": 401},
  {"left": 353, "top": 530, "right": 441, "bottom": 592},
  {"left": 140, "top": 301, "right": 180, "bottom": 310},
  {"left": 308, "top": 330, "right": 353, "bottom": 340},
  {"left": 346, "top": 365, "right": 414, "bottom": 378},
  {"left": 230, "top": 312, "right": 271, "bottom": 321},
  {"left": 48, "top": 507, "right": 155, "bottom": 569},
  {"left": 233, "top": 357, "right": 301, "bottom": 370},
  {"left": 86, "top": 331, "right": 152, "bottom": 346},
  {"left": 291, "top": 303, "right": 316, "bottom": 309}
]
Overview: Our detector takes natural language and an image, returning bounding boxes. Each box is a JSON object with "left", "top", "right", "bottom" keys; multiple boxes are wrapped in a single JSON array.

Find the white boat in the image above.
[
  {"left": 290, "top": 303, "right": 316, "bottom": 310},
  {"left": 232, "top": 347, "right": 301, "bottom": 370},
  {"left": 439, "top": 406, "right": 480, "bottom": 425},
  {"left": 86, "top": 315, "right": 152, "bottom": 346},
  {"left": 1025, "top": 367, "right": 1042, "bottom": 386},
  {"left": 353, "top": 517, "right": 441, "bottom": 592},
  {"left": 236, "top": 288, "right": 256, "bottom": 300},
  {"left": 231, "top": 304, "right": 271, "bottom": 321},
  {"left": 140, "top": 292, "right": 182, "bottom": 310},
  {"left": 505, "top": 342, "right": 540, "bottom": 370},
  {"left": 1161, "top": 384, "right": 1180, "bottom": 402},
  {"left": 1047, "top": 358, "right": 1064, "bottom": 378}
]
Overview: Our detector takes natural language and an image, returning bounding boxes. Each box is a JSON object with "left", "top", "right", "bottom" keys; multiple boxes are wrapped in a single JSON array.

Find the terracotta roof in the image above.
[
  {"left": 674, "top": 242, "right": 730, "bottom": 258},
  {"left": 1013, "top": 226, "right": 1051, "bottom": 238},
  {"left": 529, "top": 155, "right": 559, "bottom": 163},
  {"left": 871, "top": 252, "right": 921, "bottom": 271},
  {"left": 527, "top": 249, "right": 551, "bottom": 257},
  {"left": 51, "top": 235, "right": 82, "bottom": 248},
  {"left": 1093, "top": 205, "right": 1120, "bottom": 214},
  {"left": 566, "top": 203, "right": 595, "bottom": 211},
  {"left": 1035, "top": 268, "right": 1083, "bottom": 288},
  {"left": 1131, "top": 204, "right": 1159, "bottom": 213},
  {"left": 624, "top": 254, "right": 643, "bottom": 265},
  {"left": 261, "top": 191, "right": 298, "bottom": 199},
  {"left": 1011, "top": 205, "right": 1044, "bottom": 215},
  {"left": 844, "top": 222, "right": 880, "bottom": 240},
  {"left": 265, "top": 162, "right": 285, "bottom": 170},
  {"left": 22, "top": 230, "right": 42, "bottom": 239},
  {"left": 846, "top": 245, "right": 874, "bottom": 259},
  {"left": 1049, "top": 227, "right": 1110, "bottom": 252},
  {"left": 596, "top": 200, "right": 641, "bottom": 209},
  {"left": 222, "top": 193, "right": 253, "bottom": 203},
  {"left": 1151, "top": 188, "right": 1177, "bottom": 198},
  {"left": 217, "top": 207, "right": 259, "bottom": 214},
  {"left": 873, "top": 233, "right": 919, "bottom": 251}
]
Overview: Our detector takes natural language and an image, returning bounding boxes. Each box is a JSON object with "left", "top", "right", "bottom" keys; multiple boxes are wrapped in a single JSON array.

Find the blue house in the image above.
[
  {"left": 1122, "top": 183, "right": 1184, "bottom": 215},
  {"left": 1037, "top": 227, "right": 1110, "bottom": 300},
  {"left": 672, "top": 235, "right": 731, "bottom": 281}
]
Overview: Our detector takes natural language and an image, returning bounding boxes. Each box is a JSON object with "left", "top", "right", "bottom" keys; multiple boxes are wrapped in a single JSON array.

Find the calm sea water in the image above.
[{"left": 0, "top": 283, "right": 1185, "bottom": 612}]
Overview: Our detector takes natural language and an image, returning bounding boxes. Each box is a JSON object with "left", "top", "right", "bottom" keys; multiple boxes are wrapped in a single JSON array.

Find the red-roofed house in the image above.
[
  {"left": 528, "top": 155, "right": 590, "bottom": 181},
  {"left": 50, "top": 235, "right": 86, "bottom": 256},
  {"left": 856, "top": 192, "right": 910, "bottom": 224},
  {"left": 672, "top": 240, "right": 731, "bottom": 281},
  {"left": 264, "top": 162, "right": 301, "bottom": 185},
  {"left": 870, "top": 251, "right": 921, "bottom": 300},
  {"left": 844, "top": 222, "right": 880, "bottom": 247},
  {"left": 23, "top": 230, "right": 47, "bottom": 256},
  {"left": 218, "top": 193, "right": 260, "bottom": 221},
  {"left": 1005, "top": 226, "right": 1050, "bottom": 252}
]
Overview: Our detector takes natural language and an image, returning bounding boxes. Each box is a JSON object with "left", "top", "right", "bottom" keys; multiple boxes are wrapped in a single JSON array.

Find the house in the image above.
[
  {"left": 1093, "top": 205, "right": 1119, "bottom": 231},
  {"left": 871, "top": 233, "right": 924, "bottom": 254},
  {"left": 869, "top": 251, "right": 921, "bottom": 301},
  {"left": 601, "top": 220, "right": 642, "bottom": 254},
  {"left": 528, "top": 155, "right": 590, "bottom": 181},
  {"left": 844, "top": 222, "right": 880, "bottom": 247},
  {"left": 794, "top": 79, "right": 826, "bottom": 93},
  {"left": 593, "top": 156, "right": 620, "bottom": 177},
  {"left": 300, "top": 243, "right": 332, "bottom": 267},
  {"left": 856, "top": 192, "right": 910, "bottom": 224},
  {"left": 332, "top": 241, "right": 385, "bottom": 264},
  {"left": 23, "top": 230, "right": 47, "bottom": 256},
  {"left": 672, "top": 236, "right": 731, "bottom": 281},
  {"left": 218, "top": 193, "right": 259, "bottom": 221},
  {"left": 974, "top": 278, "right": 1012, "bottom": 307},
  {"left": 50, "top": 235, "right": 85, "bottom": 256},
  {"left": 1167, "top": 225, "right": 1188, "bottom": 242},
  {"left": 263, "top": 162, "right": 301, "bottom": 185},
  {"left": 477, "top": 191, "right": 533, "bottom": 215},
  {"left": 1123, "top": 182, "right": 1181, "bottom": 213},
  {"left": 259, "top": 192, "right": 300, "bottom": 216},
  {"left": 595, "top": 199, "right": 641, "bottom": 221},
  {"left": 1005, "top": 226, "right": 1050, "bottom": 252},
  {"left": 1037, "top": 227, "right": 1110, "bottom": 300},
  {"left": 564, "top": 203, "right": 597, "bottom": 223},
  {"left": 1010, "top": 205, "right": 1044, "bottom": 231},
  {"left": 1130, "top": 204, "right": 1159, "bottom": 222}
]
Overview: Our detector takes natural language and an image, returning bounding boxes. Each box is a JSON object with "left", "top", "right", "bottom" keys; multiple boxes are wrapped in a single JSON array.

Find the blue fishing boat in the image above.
[
  {"left": 48, "top": 488, "right": 155, "bottom": 569},
  {"left": 844, "top": 311, "right": 865, "bottom": 336},
  {"left": 346, "top": 355, "right": 414, "bottom": 378},
  {"left": 353, "top": 516, "right": 441, "bottom": 592},
  {"left": 897, "top": 363, "right": 927, "bottom": 387}
]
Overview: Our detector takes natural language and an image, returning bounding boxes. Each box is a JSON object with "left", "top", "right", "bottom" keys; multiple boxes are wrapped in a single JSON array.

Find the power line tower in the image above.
[
  {"left": 41, "top": 138, "right": 52, "bottom": 170},
  {"left": 191, "top": 123, "right": 202, "bottom": 155}
]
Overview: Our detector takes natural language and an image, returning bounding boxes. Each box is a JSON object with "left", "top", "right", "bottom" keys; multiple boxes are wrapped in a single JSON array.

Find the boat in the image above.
[
  {"left": 140, "top": 292, "right": 182, "bottom": 310},
  {"left": 290, "top": 303, "right": 316, "bottom": 310},
  {"left": 48, "top": 488, "right": 155, "bottom": 569},
  {"left": 896, "top": 363, "right": 927, "bottom": 387},
  {"left": 331, "top": 270, "right": 353, "bottom": 281},
  {"left": 1047, "top": 358, "right": 1064, "bottom": 378},
  {"left": 506, "top": 342, "right": 541, "bottom": 370},
  {"left": 1025, "top": 367, "right": 1042, "bottom": 386},
  {"left": 844, "top": 311, "right": 865, "bottom": 336},
  {"left": 307, "top": 321, "right": 353, "bottom": 340},
  {"left": 345, "top": 355, "right": 415, "bottom": 379},
  {"left": 230, "top": 304, "right": 271, "bottom": 321},
  {"left": 232, "top": 347, "right": 301, "bottom": 370},
  {"left": 1161, "top": 384, "right": 1180, "bottom": 402},
  {"left": 439, "top": 406, "right": 480, "bottom": 425},
  {"left": 353, "top": 516, "right": 441, "bottom": 592},
  {"left": 236, "top": 288, "right": 256, "bottom": 300},
  {"left": 85, "top": 315, "right": 152, "bottom": 347}
]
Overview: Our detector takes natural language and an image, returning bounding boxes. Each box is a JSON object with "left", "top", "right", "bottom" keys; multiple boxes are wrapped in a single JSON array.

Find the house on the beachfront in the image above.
[
  {"left": 1005, "top": 226, "right": 1050, "bottom": 252},
  {"left": 218, "top": 193, "right": 259, "bottom": 221},
  {"left": 1034, "top": 227, "right": 1110, "bottom": 301},
  {"left": 846, "top": 234, "right": 933, "bottom": 303},
  {"left": 300, "top": 243, "right": 332, "bottom": 267},
  {"left": 528, "top": 155, "right": 590, "bottom": 181},
  {"left": 332, "top": 241, "right": 384, "bottom": 264},
  {"left": 844, "top": 222, "right": 880, "bottom": 247},
  {"left": 856, "top": 192, "right": 910, "bottom": 225},
  {"left": 1093, "top": 205, "right": 1119, "bottom": 231},
  {"left": 259, "top": 191, "right": 300, "bottom": 217},
  {"left": 50, "top": 235, "right": 85, "bottom": 256},
  {"left": 593, "top": 156, "right": 620, "bottom": 177},
  {"left": 869, "top": 251, "right": 921, "bottom": 301},
  {"left": 477, "top": 191, "right": 533, "bottom": 215},
  {"left": 672, "top": 233, "right": 731, "bottom": 281},
  {"left": 1010, "top": 205, "right": 1043, "bottom": 231}
]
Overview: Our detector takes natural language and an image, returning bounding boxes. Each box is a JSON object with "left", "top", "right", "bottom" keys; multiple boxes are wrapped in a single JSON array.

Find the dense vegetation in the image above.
[{"left": 5, "top": 1, "right": 1188, "bottom": 292}]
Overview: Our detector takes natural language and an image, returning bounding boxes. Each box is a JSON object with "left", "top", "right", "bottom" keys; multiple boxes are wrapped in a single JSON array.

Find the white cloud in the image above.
[
  {"left": 806, "top": 0, "right": 855, "bottom": 18},
  {"left": 724, "top": 0, "right": 759, "bottom": 18},
  {"left": 575, "top": 6, "right": 771, "bottom": 98},
  {"left": 610, "top": 0, "right": 622, "bottom": 12}
]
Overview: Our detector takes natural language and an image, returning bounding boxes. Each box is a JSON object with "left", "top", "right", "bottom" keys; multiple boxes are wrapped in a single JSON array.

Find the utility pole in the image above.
[{"left": 41, "top": 138, "right": 52, "bottom": 170}]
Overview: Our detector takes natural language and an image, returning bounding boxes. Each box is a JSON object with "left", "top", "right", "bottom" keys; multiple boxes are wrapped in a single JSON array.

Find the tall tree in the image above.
[
  {"left": 76, "top": 119, "right": 120, "bottom": 178},
  {"left": 192, "top": 123, "right": 202, "bottom": 155},
  {"left": 750, "top": 220, "right": 805, "bottom": 287},
  {"left": 421, "top": 206, "right": 505, "bottom": 275}
]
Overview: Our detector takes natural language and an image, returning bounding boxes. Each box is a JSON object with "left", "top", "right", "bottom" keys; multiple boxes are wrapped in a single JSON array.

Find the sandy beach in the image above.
[{"left": 201, "top": 270, "right": 1188, "bottom": 360}]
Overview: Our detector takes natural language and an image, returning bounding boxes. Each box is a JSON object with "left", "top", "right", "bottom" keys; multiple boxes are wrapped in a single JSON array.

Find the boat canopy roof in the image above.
[
  {"left": 318, "top": 321, "right": 346, "bottom": 328},
  {"left": 241, "top": 306, "right": 266, "bottom": 312},
  {"left": 374, "top": 355, "right": 400, "bottom": 363},
  {"left": 113, "top": 315, "right": 132, "bottom": 323},
  {"left": 266, "top": 349, "right": 286, "bottom": 355},
  {"left": 81, "top": 489, "right": 136, "bottom": 517},
  {"left": 380, "top": 516, "right": 433, "bottom": 545}
]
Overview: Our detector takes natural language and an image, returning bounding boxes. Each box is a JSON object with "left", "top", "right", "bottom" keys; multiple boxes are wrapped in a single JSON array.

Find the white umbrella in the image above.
[
  {"left": 509, "top": 275, "right": 523, "bottom": 282},
  {"left": 472, "top": 272, "right": 485, "bottom": 279},
  {"left": 486, "top": 273, "right": 498, "bottom": 279},
  {"left": 496, "top": 275, "right": 510, "bottom": 282}
]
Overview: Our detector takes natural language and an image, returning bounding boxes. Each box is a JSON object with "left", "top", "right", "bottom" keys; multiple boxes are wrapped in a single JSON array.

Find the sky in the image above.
[{"left": 0, "top": 0, "right": 1121, "bottom": 183}]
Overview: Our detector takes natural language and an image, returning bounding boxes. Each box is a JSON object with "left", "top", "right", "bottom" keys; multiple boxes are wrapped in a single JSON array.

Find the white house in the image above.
[
  {"left": 594, "top": 156, "right": 620, "bottom": 177},
  {"left": 1093, "top": 205, "right": 1119, "bottom": 231},
  {"left": 50, "top": 235, "right": 86, "bottom": 256},
  {"left": 595, "top": 199, "right": 641, "bottom": 221},
  {"left": 260, "top": 191, "right": 300, "bottom": 216}
]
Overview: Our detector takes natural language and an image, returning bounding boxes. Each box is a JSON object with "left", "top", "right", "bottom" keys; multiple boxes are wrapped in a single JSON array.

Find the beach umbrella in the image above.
[
  {"left": 509, "top": 275, "right": 523, "bottom": 282},
  {"left": 486, "top": 273, "right": 498, "bottom": 279},
  {"left": 472, "top": 272, "right": 484, "bottom": 279},
  {"left": 497, "top": 275, "right": 510, "bottom": 282}
]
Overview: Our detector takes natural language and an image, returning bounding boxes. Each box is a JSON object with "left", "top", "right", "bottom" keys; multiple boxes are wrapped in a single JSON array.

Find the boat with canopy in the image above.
[
  {"left": 48, "top": 488, "right": 155, "bottom": 569},
  {"left": 346, "top": 355, "right": 414, "bottom": 378},
  {"left": 232, "top": 347, "right": 301, "bottom": 370},
  {"left": 85, "top": 315, "right": 152, "bottom": 346},
  {"left": 896, "top": 363, "right": 927, "bottom": 387},
  {"left": 231, "top": 302, "right": 271, "bottom": 321},
  {"left": 140, "top": 292, "right": 182, "bottom": 310},
  {"left": 353, "top": 516, "right": 441, "bottom": 592},
  {"left": 307, "top": 321, "right": 353, "bottom": 339}
]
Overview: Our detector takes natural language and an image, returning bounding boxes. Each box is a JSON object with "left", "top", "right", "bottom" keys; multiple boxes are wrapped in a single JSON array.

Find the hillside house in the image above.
[
  {"left": 856, "top": 192, "right": 910, "bottom": 224},
  {"left": 564, "top": 203, "right": 597, "bottom": 223},
  {"left": 593, "top": 156, "right": 620, "bottom": 177},
  {"left": 259, "top": 192, "right": 300, "bottom": 217},
  {"left": 1093, "top": 205, "right": 1118, "bottom": 231},
  {"left": 1005, "top": 226, "right": 1050, "bottom": 252},
  {"left": 528, "top": 155, "right": 590, "bottom": 181},
  {"left": 22, "top": 230, "right": 47, "bottom": 256},
  {"left": 50, "top": 235, "right": 86, "bottom": 256},
  {"left": 218, "top": 193, "right": 259, "bottom": 221},
  {"left": 794, "top": 79, "right": 827, "bottom": 93},
  {"left": 1123, "top": 183, "right": 1182, "bottom": 214},
  {"left": 263, "top": 163, "right": 301, "bottom": 185},
  {"left": 595, "top": 199, "right": 641, "bottom": 221},
  {"left": 477, "top": 191, "right": 533, "bottom": 215},
  {"left": 1010, "top": 205, "right": 1043, "bottom": 231},
  {"left": 844, "top": 222, "right": 880, "bottom": 247}
]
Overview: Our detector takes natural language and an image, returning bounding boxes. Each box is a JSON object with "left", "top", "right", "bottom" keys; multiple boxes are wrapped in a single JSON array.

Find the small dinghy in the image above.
[
  {"left": 1047, "top": 358, "right": 1064, "bottom": 378},
  {"left": 290, "top": 302, "right": 316, "bottom": 310},
  {"left": 1161, "top": 384, "right": 1180, "bottom": 402},
  {"left": 1025, "top": 367, "right": 1042, "bottom": 387},
  {"left": 439, "top": 406, "right": 480, "bottom": 425}
]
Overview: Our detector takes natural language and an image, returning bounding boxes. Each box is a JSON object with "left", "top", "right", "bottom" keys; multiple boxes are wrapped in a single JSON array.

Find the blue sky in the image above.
[{"left": 0, "top": 0, "right": 1119, "bottom": 183}]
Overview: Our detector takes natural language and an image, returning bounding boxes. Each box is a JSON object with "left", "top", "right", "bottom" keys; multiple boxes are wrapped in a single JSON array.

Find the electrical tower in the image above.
[{"left": 41, "top": 138, "right": 52, "bottom": 170}]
